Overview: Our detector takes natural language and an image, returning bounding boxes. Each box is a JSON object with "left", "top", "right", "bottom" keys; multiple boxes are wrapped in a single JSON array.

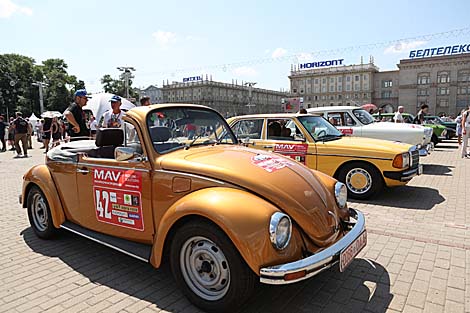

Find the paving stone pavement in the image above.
[{"left": 0, "top": 139, "right": 469, "bottom": 313}]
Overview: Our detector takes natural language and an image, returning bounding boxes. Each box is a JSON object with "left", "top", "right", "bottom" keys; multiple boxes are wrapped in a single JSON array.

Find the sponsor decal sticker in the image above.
[
  {"left": 251, "top": 154, "right": 293, "bottom": 173},
  {"left": 273, "top": 143, "right": 308, "bottom": 164}
]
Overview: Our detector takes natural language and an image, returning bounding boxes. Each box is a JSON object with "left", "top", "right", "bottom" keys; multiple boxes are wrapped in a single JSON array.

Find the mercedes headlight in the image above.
[
  {"left": 269, "top": 212, "right": 292, "bottom": 250},
  {"left": 334, "top": 182, "right": 348, "bottom": 209}
]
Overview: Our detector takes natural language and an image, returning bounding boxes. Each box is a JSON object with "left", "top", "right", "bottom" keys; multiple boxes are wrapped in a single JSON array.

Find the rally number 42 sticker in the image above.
[{"left": 93, "top": 167, "right": 144, "bottom": 231}]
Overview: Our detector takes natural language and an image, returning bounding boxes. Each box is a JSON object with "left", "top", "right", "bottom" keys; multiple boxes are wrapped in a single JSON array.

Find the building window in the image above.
[
  {"left": 363, "top": 74, "right": 368, "bottom": 80},
  {"left": 322, "top": 86, "right": 326, "bottom": 92},
  {"left": 338, "top": 77, "right": 342, "bottom": 83},
  {"left": 458, "top": 70, "right": 470, "bottom": 82},
  {"left": 322, "top": 78, "right": 326, "bottom": 84},
  {"left": 346, "top": 85, "right": 351, "bottom": 91},
  {"left": 382, "top": 80, "right": 393, "bottom": 88},
  {"left": 417, "top": 73, "right": 430, "bottom": 85},
  {"left": 330, "top": 77, "right": 334, "bottom": 83},
  {"left": 363, "top": 93, "right": 368, "bottom": 99},
  {"left": 321, "top": 95, "right": 326, "bottom": 100},
  {"left": 354, "top": 94, "right": 359, "bottom": 99},
  {"left": 346, "top": 76, "right": 351, "bottom": 82},
  {"left": 354, "top": 84, "right": 360, "bottom": 91},
  {"left": 437, "top": 71, "right": 450, "bottom": 83},
  {"left": 417, "top": 89, "right": 429, "bottom": 96},
  {"left": 381, "top": 91, "right": 392, "bottom": 98},
  {"left": 330, "top": 95, "right": 334, "bottom": 100},
  {"left": 438, "top": 99, "right": 449, "bottom": 107},
  {"left": 338, "top": 85, "right": 342, "bottom": 92},
  {"left": 300, "top": 89, "right": 304, "bottom": 94},
  {"left": 338, "top": 95, "right": 342, "bottom": 99},
  {"left": 458, "top": 86, "right": 469, "bottom": 94},
  {"left": 314, "top": 86, "right": 320, "bottom": 93},
  {"left": 293, "top": 88, "right": 297, "bottom": 93},
  {"left": 355, "top": 75, "right": 359, "bottom": 81},
  {"left": 437, "top": 87, "right": 449, "bottom": 95},
  {"left": 329, "top": 86, "right": 334, "bottom": 92},
  {"left": 363, "top": 83, "right": 369, "bottom": 90},
  {"left": 314, "top": 95, "right": 318, "bottom": 100},
  {"left": 315, "top": 78, "right": 319, "bottom": 84}
]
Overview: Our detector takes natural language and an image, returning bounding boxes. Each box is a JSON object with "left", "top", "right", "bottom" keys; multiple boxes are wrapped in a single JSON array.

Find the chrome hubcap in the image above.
[
  {"left": 180, "top": 236, "right": 230, "bottom": 301},
  {"left": 346, "top": 168, "right": 372, "bottom": 194},
  {"left": 31, "top": 193, "right": 48, "bottom": 232}
]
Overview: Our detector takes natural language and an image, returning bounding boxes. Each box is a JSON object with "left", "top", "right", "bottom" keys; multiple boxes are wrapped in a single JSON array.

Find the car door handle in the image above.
[
  {"left": 263, "top": 145, "right": 273, "bottom": 149},
  {"left": 77, "top": 167, "right": 89, "bottom": 174}
]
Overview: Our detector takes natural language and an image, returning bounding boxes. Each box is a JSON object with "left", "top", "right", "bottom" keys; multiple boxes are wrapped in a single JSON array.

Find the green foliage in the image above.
[
  {"left": 0, "top": 54, "right": 86, "bottom": 118},
  {"left": 100, "top": 73, "right": 139, "bottom": 99}
]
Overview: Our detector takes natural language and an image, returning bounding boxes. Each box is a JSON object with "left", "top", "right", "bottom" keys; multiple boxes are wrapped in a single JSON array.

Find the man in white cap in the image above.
[
  {"left": 100, "top": 95, "right": 125, "bottom": 128},
  {"left": 393, "top": 105, "right": 405, "bottom": 123}
]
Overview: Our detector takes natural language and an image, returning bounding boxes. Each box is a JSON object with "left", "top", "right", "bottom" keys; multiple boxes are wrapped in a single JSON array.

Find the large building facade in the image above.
[
  {"left": 161, "top": 79, "right": 287, "bottom": 116},
  {"left": 289, "top": 52, "right": 470, "bottom": 115},
  {"left": 289, "top": 62, "right": 378, "bottom": 108}
]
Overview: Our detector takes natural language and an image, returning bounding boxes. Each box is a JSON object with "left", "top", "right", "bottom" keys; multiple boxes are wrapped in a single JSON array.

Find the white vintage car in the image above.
[{"left": 307, "top": 106, "right": 433, "bottom": 156}]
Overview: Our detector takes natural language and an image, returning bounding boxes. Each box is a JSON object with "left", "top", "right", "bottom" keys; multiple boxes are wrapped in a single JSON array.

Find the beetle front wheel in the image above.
[{"left": 170, "top": 220, "right": 256, "bottom": 313}]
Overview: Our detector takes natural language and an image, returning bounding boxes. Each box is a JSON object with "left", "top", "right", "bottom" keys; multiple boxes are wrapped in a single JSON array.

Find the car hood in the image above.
[
  {"left": 319, "top": 136, "right": 412, "bottom": 157},
  {"left": 158, "top": 145, "right": 340, "bottom": 247},
  {"left": 361, "top": 122, "right": 430, "bottom": 145}
]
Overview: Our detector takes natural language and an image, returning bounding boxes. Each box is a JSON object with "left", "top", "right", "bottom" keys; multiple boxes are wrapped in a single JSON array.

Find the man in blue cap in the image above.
[
  {"left": 99, "top": 95, "right": 125, "bottom": 128},
  {"left": 64, "top": 89, "right": 91, "bottom": 140}
]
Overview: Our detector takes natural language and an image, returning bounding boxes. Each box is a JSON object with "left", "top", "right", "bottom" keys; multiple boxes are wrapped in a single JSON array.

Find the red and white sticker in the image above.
[
  {"left": 93, "top": 167, "right": 144, "bottom": 231},
  {"left": 251, "top": 154, "right": 292, "bottom": 173},
  {"left": 339, "top": 127, "right": 354, "bottom": 135},
  {"left": 274, "top": 143, "right": 308, "bottom": 164}
]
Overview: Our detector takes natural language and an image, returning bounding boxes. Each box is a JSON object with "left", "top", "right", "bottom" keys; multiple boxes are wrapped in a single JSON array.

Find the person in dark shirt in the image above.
[
  {"left": 0, "top": 115, "right": 7, "bottom": 152},
  {"left": 64, "top": 89, "right": 91, "bottom": 141},
  {"left": 42, "top": 117, "right": 52, "bottom": 152}
]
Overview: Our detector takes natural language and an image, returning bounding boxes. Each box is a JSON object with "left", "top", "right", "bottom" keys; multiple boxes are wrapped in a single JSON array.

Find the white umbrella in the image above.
[
  {"left": 82, "top": 93, "right": 136, "bottom": 122},
  {"left": 41, "top": 111, "right": 62, "bottom": 118}
]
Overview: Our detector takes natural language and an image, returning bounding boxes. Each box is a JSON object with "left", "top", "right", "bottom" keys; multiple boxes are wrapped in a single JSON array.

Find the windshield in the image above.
[
  {"left": 147, "top": 107, "right": 237, "bottom": 154},
  {"left": 297, "top": 116, "right": 343, "bottom": 141},
  {"left": 353, "top": 109, "right": 375, "bottom": 125}
]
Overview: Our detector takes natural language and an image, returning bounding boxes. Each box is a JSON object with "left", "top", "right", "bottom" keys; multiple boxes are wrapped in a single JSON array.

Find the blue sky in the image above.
[{"left": 1, "top": 0, "right": 469, "bottom": 93}]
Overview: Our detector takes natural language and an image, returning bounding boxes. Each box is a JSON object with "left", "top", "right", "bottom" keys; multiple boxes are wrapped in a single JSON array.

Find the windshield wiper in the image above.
[
  {"left": 185, "top": 134, "right": 202, "bottom": 150},
  {"left": 317, "top": 134, "right": 342, "bottom": 142}
]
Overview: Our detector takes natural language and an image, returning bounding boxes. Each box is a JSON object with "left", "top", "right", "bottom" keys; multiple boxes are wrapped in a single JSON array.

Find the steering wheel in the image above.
[{"left": 316, "top": 129, "right": 327, "bottom": 137}]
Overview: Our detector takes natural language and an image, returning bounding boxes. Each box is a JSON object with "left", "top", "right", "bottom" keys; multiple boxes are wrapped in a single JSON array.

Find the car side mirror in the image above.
[{"left": 115, "top": 146, "right": 135, "bottom": 161}]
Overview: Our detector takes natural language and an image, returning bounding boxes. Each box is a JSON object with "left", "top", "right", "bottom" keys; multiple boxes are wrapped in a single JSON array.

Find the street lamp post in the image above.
[
  {"left": 32, "top": 81, "right": 48, "bottom": 114},
  {"left": 117, "top": 66, "right": 136, "bottom": 98},
  {"left": 244, "top": 82, "right": 257, "bottom": 114}
]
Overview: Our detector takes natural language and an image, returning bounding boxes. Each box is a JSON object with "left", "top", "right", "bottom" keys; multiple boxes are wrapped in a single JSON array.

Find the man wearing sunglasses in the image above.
[{"left": 64, "top": 89, "right": 91, "bottom": 140}]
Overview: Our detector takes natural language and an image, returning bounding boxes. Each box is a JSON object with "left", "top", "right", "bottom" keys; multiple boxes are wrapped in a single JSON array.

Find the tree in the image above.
[{"left": 100, "top": 74, "right": 139, "bottom": 99}]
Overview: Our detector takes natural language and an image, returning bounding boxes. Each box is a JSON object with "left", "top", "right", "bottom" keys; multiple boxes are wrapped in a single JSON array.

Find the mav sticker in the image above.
[{"left": 93, "top": 167, "right": 144, "bottom": 231}]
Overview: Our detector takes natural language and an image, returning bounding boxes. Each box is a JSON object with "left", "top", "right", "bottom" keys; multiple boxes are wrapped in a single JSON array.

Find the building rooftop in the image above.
[{"left": 290, "top": 63, "right": 380, "bottom": 77}]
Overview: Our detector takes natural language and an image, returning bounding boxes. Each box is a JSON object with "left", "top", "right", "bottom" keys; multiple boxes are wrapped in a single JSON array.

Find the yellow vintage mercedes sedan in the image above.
[
  {"left": 228, "top": 113, "right": 422, "bottom": 199},
  {"left": 21, "top": 104, "right": 366, "bottom": 313}
]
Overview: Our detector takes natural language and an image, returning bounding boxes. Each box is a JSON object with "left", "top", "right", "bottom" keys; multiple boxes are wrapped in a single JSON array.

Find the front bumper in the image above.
[
  {"left": 383, "top": 164, "right": 422, "bottom": 182},
  {"left": 418, "top": 143, "right": 433, "bottom": 156},
  {"left": 259, "top": 208, "right": 365, "bottom": 285}
]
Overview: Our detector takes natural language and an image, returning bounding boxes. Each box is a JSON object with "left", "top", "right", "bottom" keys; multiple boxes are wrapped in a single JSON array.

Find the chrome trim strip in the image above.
[
  {"left": 315, "top": 154, "right": 392, "bottom": 161},
  {"left": 60, "top": 224, "right": 149, "bottom": 263},
  {"left": 259, "top": 209, "right": 365, "bottom": 285},
  {"left": 154, "top": 169, "right": 226, "bottom": 185},
  {"left": 76, "top": 162, "right": 150, "bottom": 172}
]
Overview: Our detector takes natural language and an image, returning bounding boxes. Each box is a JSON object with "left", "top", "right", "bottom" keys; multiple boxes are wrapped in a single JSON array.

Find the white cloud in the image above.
[
  {"left": 0, "top": 0, "right": 33, "bottom": 18},
  {"left": 271, "top": 47, "right": 287, "bottom": 59},
  {"left": 152, "top": 30, "right": 177, "bottom": 47},
  {"left": 297, "top": 52, "right": 313, "bottom": 63},
  {"left": 384, "top": 40, "right": 427, "bottom": 54},
  {"left": 232, "top": 66, "right": 257, "bottom": 76}
]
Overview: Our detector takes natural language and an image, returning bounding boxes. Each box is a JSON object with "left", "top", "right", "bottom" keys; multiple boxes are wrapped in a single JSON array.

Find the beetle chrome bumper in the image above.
[{"left": 259, "top": 208, "right": 365, "bottom": 285}]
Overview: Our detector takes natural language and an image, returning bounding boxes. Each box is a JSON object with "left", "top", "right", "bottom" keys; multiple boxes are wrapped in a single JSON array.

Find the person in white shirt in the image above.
[
  {"left": 88, "top": 116, "right": 98, "bottom": 138},
  {"left": 100, "top": 95, "right": 125, "bottom": 129},
  {"left": 393, "top": 106, "right": 405, "bottom": 123},
  {"left": 461, "top": 105, "right": 470, "bottom": 158}
]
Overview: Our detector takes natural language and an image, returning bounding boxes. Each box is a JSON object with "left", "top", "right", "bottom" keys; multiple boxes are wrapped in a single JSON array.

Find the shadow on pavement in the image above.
[
  {"left": 422, "top": 164, "right": 454, "bottom": 176},
  {"left": 353, "top": 185, "right": 445, "bottom": 210},
  {"left": 21, "top": 228, "right": 391, "bottom": 313},
  {"left": 434, "top": 144, "right": 458, "bottom": 149}
]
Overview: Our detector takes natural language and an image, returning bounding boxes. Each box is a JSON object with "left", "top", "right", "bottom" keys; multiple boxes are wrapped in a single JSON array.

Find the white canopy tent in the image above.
[
  {"left": 28, "top": 112, "right": 40, "bottom": 130},
  {"left": 80, "top": 93, "right": 136, "bottom": 122}
]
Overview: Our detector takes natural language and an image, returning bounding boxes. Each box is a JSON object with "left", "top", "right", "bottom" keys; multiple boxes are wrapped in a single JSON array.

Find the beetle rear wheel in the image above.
[
  {"left": 170, "top": 220, "right": 256, "bottom": 313},
  {"left": 27, "top": 186, "right": 57, "bottom": 239}
]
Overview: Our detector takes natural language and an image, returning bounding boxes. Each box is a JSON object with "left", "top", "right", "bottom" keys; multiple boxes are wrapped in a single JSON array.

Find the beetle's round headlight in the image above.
[
  {"left": 269, "top": 212, "right": 292, "bottom": 250},
  {"left": 334, "top": 182, "right": 348, "bottom": 209}
]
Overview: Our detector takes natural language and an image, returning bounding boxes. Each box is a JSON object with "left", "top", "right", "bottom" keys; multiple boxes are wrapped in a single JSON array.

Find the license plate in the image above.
[
  {"left": 340, "top": 230, "right": 367, "bottom": 272},
  {"left": 418, "top": 164, "right": 423, "bottom": 175}
]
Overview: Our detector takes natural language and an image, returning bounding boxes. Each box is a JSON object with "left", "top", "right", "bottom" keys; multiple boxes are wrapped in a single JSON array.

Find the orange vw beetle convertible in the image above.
[{"left": 20, "top": 104, "right": 366, "bottom": 312}]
